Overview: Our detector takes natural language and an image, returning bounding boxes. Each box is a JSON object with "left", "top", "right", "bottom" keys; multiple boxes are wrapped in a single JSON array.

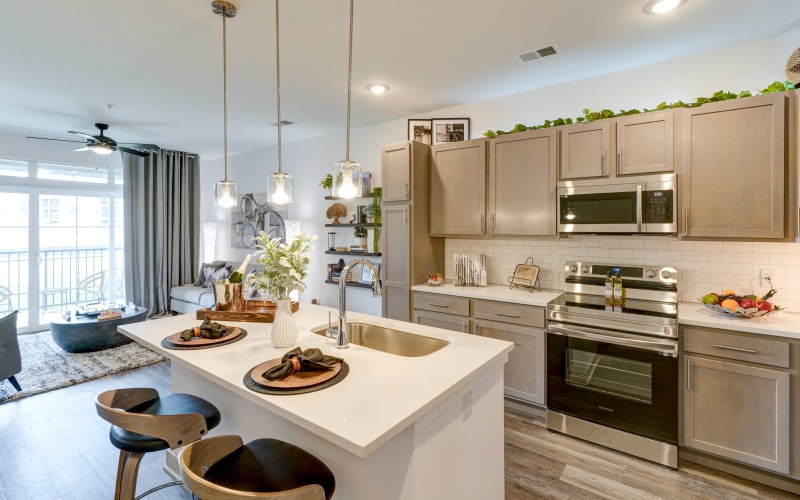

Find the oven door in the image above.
[
  {"left": 547, "top": 323, "right": 678, "bottom": 444},
  {"left": 557, "top": 183, "right": 641, "bottom": 233}
]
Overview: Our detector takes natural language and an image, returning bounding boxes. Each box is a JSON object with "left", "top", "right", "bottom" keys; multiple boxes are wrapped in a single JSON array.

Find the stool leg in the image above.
[{"left": 115, "top": 450, "right": 145, "bottom": 500}]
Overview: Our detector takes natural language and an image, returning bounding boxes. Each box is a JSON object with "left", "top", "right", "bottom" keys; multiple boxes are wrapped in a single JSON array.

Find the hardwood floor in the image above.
[{"left": 0, "top": 362, "right": 797, "bottom": 499}]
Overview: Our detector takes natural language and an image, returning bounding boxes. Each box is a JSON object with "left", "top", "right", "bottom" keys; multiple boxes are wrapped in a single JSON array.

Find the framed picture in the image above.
[
  {"left": 408, "top": 119, "right": 432, "bottom": 145},
  {"left": 431, "top": 118, "right": 470, "bottom": 145}
]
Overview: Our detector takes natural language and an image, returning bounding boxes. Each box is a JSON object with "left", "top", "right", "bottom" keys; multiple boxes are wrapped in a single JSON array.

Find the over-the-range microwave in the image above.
[{"left": 557, "top": 173, "right": 677, "bottom": 234}]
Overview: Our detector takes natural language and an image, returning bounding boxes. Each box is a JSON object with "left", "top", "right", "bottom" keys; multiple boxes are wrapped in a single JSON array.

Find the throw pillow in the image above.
[
  {"left": 195, "top": 261, "right": 227, "bottom": 286},
  {"left": 202, "top": 265, "right": 232, "bottom": 288}
]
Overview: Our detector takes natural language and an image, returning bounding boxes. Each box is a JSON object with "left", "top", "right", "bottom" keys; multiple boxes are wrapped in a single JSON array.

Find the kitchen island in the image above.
[{"left": 117, "top": 303, "right": 513, "bottom": 499}]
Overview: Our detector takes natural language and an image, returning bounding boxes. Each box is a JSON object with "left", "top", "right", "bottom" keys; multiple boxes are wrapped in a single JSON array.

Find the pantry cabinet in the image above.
[
  {"left": 382, "top": 142, "right": 411, "bottom": 202},
  {"left": 680, "top": 92, "right": 787, "bottom": 239},
  {"left": 430, "top": 139, "right": 487, "bottom": 236},
  {"left": 488, "top": 128, "right": 557, "bottom": 235}
]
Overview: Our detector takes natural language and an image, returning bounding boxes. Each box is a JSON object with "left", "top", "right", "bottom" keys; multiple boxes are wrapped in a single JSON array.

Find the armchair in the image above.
[{"left": 0, "top": 311, "right": 21, "bottom": 391}]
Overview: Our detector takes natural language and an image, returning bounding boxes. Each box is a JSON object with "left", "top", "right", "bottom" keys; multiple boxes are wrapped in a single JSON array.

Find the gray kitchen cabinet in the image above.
[
  {"left": 430, "top": 139, "right": 487, "bottom": 236},
  {"left": 381, "top": 141, "right": 444, "bottom": 321},
  {"left": 683, "top": 354, "right": 789, "bottom": 474},
  {"left": 413, "top": 309, "right": 471, "bottom": 334},
  {"left": 680, "top": 92, "right": 787, "bottom": 239},
  {"left": 560, "top": 121, "right": 611, "bottom": 180},
  {"left": 488, "top": 128, "right": 557, "bottom": 235},
  {"left": 475, "top": 319, "right": 545, "bottom": 405},
  {"left": 615, "top": 111, "right": 674, "bottom": 176}
]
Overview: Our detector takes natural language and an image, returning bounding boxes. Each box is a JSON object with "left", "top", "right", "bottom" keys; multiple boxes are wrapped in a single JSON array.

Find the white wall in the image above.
[{"left": 201, "top": 28, "right": 800, "bottom": 315}]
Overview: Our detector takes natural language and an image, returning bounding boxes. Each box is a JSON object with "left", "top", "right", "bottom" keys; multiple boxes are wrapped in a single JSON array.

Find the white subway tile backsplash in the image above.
[{"left": 444, "top": 237, "right": 800, "bottom": 309}]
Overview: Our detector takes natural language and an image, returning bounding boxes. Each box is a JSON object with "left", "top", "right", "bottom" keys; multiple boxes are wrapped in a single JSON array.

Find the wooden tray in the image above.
[
  {"left": 249, "top": 357, "right": 342, "bottom": 389},
  {"left": 166, "top": 326, "right": 244, "bottom": 346},
  {"left": 196, "top": 302, "right": 299, "bottom": 323}
]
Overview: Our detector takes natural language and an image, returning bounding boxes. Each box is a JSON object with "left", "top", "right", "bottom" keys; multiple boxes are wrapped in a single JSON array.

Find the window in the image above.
[
  {"left": 0, "top": 159, "right": 28, "bottom": 178},
  {"left": 38, "top": 163, "right": 108, "bottom": 184},
  {"left": 40, "top": 197, "right": 60, "bottom": 225}
]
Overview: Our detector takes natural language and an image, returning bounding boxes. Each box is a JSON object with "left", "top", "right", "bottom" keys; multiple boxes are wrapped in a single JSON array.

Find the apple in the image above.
[
  {"left": 739, "top": 299, "right": 757, "bottom": 309},
  {"left": 757, "top": 301, "right": 774, "bottom": 312}
]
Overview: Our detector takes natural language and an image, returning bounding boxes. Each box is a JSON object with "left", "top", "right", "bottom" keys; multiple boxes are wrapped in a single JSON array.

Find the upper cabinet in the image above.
[
  {"left": 430, "top": 139, "right": 487, "bottom": 236},
  {"left": 489, "top": 128, "right": 557, "bottom": 236},
  {"left": 681, "top": 93, "right": 787, "bottom": 239},
  {"left": 615, "top": 111, "right": 675, "bottom": 176},
  {"left": 382, "top": 142, "right": 411, "bottom": 202},
  {"left": 559, "top": 121, "right": 611, "bottom": 179}
]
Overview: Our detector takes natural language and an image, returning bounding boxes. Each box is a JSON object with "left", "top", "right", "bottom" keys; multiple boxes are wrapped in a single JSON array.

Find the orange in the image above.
[
  {"left": 720, "top": 299, "right": 739, "bottom": 312},
  {"left": 722, "top": 289, "right": 737, "bottom": 296}
]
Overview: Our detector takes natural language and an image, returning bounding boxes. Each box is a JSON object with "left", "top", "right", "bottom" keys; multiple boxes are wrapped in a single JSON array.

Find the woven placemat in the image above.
[
  {"left": 161, "top": 328, "right": 248, "bottom": 350},
  {"left": 243, "top": 361, "right": 349, "bottom": 395}
]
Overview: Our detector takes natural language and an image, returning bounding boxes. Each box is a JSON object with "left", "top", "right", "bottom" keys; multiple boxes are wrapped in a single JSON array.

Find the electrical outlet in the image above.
[
  {"left": 462, "top": 390, "right": 472, "bottom": 419},
  {"left": 760, "top": 269, "right": 775, "bottom": 288}
]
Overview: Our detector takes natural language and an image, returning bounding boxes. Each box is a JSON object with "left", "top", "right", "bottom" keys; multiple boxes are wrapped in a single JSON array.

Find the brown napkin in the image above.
[
  {"left": 179, "top": 318, "right": 232, "bottom": 341},
  {"left": 262, "top": 347, "right": 343, "bottom": 381}
]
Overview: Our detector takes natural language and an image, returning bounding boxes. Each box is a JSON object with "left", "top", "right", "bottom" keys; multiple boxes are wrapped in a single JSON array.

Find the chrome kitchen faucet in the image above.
[{"left": 330, "top": 258, "right": 382, "bottom": 349}]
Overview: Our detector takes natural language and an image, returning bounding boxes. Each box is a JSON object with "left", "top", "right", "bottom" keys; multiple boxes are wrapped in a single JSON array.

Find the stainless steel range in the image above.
[{"left": 546, "top": 261, "right": 679, "bottom": 468}]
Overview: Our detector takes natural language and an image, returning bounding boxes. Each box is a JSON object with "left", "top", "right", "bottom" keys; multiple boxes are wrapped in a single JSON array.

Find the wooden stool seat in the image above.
[
  {"left": 109, "top": 393, "right": 221, "bottom": 453},
  {"left": 180, "top": 435, "right": 336, "bottom": 500},
  {"left": 95, "top": 388, "right": 221, "bottom": 500}
]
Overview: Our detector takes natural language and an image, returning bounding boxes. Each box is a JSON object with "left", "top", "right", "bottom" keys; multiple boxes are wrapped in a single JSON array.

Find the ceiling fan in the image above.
[{"left": 27, "top": 123, "right": 159, "bottom": 157}]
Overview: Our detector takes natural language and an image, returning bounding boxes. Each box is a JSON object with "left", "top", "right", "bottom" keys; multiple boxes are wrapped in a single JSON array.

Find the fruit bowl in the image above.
[
  {"left": 426, "top": 273, "right": 443, "bottom": 286},
  {"left": 699, "top": 291, "right": 785, "bottom": 319},
  {"left": 700, "top": 302, "right": 784, "bottom": 319}
]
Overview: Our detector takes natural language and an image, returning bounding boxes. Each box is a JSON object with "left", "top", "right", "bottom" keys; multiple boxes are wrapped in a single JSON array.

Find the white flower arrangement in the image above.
[{"left": 249, "top": 231, "right": 317, "bottom": 300}]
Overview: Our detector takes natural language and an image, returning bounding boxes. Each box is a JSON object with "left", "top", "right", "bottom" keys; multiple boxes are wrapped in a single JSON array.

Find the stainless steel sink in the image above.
[{"left": 311, "top": 322, "right": 449, "bottom": 357}]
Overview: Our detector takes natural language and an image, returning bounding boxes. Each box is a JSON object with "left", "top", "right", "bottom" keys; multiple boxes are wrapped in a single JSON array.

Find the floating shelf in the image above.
[
  {"left": 325, "top": 251, "right": 381, "bottom": 256},
  {"left": 324, "top": 192, "right": 375, "bottom": 200},
  {"left": 324, "top": 223, "right": 381, "bottom": 228},
  {"left": 324, "top": 280, "right": 373, "bottom": 289}
]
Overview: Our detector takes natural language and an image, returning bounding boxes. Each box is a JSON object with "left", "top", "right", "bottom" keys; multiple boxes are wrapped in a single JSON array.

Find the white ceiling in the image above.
[{"left": 0, "top": 0, "right": 798, "bottom": 159}]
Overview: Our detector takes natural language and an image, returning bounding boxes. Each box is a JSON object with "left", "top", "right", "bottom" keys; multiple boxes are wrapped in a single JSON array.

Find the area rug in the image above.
[{"left": 0, "top": 331, "right": 165, "bottom": 403}]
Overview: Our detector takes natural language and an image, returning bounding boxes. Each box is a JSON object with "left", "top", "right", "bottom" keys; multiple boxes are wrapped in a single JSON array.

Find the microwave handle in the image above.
[{"left": 636, "top": 184, "right": 643, "bottom": 232}]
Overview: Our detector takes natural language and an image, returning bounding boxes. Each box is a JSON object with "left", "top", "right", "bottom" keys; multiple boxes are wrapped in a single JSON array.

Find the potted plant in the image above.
[
  {"left": 248, "top": 231, "right": 317, "bottom": 347},
  {"left": 371, "top": 187, "right": 382, "bottom": 252},
  {"left": 361, "top": 205, "right": 377, "bottom": 223},
  {"left": 319, "top": 174, "right": 333, "bottom": 193},
  {"left": 354, "top": 226, "right": 368, "bottom": 248}
]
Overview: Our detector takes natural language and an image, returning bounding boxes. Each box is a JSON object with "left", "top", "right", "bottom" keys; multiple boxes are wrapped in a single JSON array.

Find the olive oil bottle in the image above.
[
  {"left": 613, "top": 272, "right": 624, "bottom": 306},
  {"left": 604, "top": 271, "right": 614, "bottom": 305}
]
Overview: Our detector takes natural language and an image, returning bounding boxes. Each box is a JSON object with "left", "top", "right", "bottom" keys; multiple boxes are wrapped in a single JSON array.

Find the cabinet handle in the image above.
[
  {"left": 686, "top": 357, "right": 691, "bottom": 391},
  {"left": 601, "top": 152, "right": 606, "bottom": 175},
  {"left": 514, "top": 343, "right": 523, "bottom": 347},
  {"left": 616, "top": 150, "right": 620, "bottom": 175},
  {"left": 480, "top": 214, "right": 485, "bottom": 232},
  {"left": 404, "top": 182, "right": 409, "bottom": 199},
  {"left": 463, "top": 321, "right": 469, "bottom": 334},
  {"left": 681, "top": 208, "right": 689, "bottom": 237},
  {"left": 496, "top": 312, "right": 519, "bottom": 318},
  {"left": 429, "top": 303, "right": 449, "bottom": 308},
  {"left": 491, "top": 214, "right": 496, "bottom": 232},
  {"left": 713, "top": 344, "right": 757, "bottom": 354},
  {"left": 403, "top": 206, "right": 408, "bottom": 224}
]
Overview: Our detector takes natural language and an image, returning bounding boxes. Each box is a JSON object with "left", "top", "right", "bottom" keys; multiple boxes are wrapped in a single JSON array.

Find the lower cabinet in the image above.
[
  {"left": 411, "top": 291, "right": 546, "bottom": 406},
  {"left": 682, "top": 326, "right": 791, "bottom": 475},
  {"left": 475, "top": 319, "right": 545, "bottom": 405}
]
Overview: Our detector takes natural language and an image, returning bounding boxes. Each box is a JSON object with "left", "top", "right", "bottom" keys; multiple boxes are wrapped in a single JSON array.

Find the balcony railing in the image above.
[{"left": 0, "top": 247, "right": 125, "bottom": 318}]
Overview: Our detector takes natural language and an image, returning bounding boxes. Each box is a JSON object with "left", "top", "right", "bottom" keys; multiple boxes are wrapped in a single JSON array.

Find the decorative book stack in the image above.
[{"left": 453, "top": 253, "right": 487, "bottom": 287}]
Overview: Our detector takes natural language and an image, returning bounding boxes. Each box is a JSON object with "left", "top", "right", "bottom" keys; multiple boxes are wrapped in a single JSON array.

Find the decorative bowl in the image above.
[
  {"left": 699, "top": 300, "right": 785, "bottom": 319},
  {"left": 426, "top": 273, "right": 443, "bottom": 286}
]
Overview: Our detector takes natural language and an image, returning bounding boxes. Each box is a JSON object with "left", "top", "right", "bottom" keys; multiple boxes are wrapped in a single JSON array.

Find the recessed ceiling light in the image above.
[
  {"left": 366, "top": 83, "right": 389, "bottom": 94},
  {"left": 645, "top": 0, "right": 683, "bottom": 14}
]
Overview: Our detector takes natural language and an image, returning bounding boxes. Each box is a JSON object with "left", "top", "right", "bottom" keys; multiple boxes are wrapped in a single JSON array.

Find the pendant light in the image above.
[
  {"left": 331, "top": 0, "right": 362, "bottom": 199},
  {"left": 267, "top": 0, "right": 293, "bottom": 205},
  {"left": 213, "top": 1, "right": 237, "bottom": 208}
]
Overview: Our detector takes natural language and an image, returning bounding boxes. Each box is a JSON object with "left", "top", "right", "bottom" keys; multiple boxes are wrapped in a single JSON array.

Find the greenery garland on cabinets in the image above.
[{"left": 483, "top": 80, "right": 797, "bottom": 138}]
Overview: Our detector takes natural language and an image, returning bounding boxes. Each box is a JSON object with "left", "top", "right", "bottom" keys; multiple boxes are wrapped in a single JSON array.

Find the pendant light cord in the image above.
[
  {"left": 276, "top": 0, "right": 283, "bottom": 174},
  {"left": 345, "top": 0, "right": 354, "bottom": 162},
  {"left": 222, "top": 3, "right": 229, "bottom": 181}
]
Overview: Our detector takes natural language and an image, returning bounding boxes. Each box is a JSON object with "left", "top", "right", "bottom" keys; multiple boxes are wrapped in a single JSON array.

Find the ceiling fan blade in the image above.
[
  {"left": 118, "top": 143, "right": 160, "bottom": 150},
  {"left": 26, "top": 136, "right": 85, "bottom": 143},
  {"left": 117, "top": 146, "right": 151, "bottom": 157},
  {"left": 68, "top": 130, "right": 98, "bottom": 141},
  {"left": 74, "top": 147, "right": 90, "bottom": 152}
]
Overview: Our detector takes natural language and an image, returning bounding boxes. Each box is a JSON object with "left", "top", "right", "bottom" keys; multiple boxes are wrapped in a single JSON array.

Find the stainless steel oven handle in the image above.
[{"left": 548, "top": 323, "right": 677, "bottom": 354}]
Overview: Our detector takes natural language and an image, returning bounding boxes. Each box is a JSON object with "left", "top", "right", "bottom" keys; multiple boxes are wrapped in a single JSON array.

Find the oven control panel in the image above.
[{"left": 565, "top": 261, "right": 677, "bottom": 284}]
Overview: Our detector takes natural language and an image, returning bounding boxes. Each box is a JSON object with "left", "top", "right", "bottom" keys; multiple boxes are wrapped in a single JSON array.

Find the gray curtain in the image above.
[{"left": 122, "top": 150, "right": 200, "bottom": 316}]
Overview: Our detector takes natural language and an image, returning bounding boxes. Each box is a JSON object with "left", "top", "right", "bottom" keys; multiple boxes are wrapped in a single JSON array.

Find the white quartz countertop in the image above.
[
  {"left": 410, "top": 283, "right": 563, "bottom": 307},
  {"left": 117, "top": 303, "right": 512, "bottom": 458},
  {"left": 678, "top": 303, "right": 800, "bottom": 339}
]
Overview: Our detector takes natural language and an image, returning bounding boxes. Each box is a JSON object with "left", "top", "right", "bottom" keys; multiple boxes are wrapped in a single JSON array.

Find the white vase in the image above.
[{"left": 271, "top": 298, "right": 297, "bottom": 348}]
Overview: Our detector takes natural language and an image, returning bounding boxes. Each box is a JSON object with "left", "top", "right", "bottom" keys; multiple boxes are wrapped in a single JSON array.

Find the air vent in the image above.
[
  {"left": 514, "top": 44, "right": 561, "bottom": 63},
  {"left": 271, "top": 120, "right": 294, "bottom": 126}
]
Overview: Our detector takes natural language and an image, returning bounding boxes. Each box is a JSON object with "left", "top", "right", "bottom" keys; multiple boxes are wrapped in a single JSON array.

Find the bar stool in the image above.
[
  {"left": 179, "top": 435, "right": 336, "bottom": 499},
  {"left": 95, "top": 388, "right": 221, "bottom": 500}
]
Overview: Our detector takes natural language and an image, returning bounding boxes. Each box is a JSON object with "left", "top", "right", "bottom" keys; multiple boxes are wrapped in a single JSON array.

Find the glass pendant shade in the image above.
[
  {"left": 214, "top": 179, "right": 237, "bottom": 208},
  {"left": 332, "top": 160, "right": 362, "bottom": 199},
  {"left": 268, "top": 172, "right": 293, "bottom": 205}
]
